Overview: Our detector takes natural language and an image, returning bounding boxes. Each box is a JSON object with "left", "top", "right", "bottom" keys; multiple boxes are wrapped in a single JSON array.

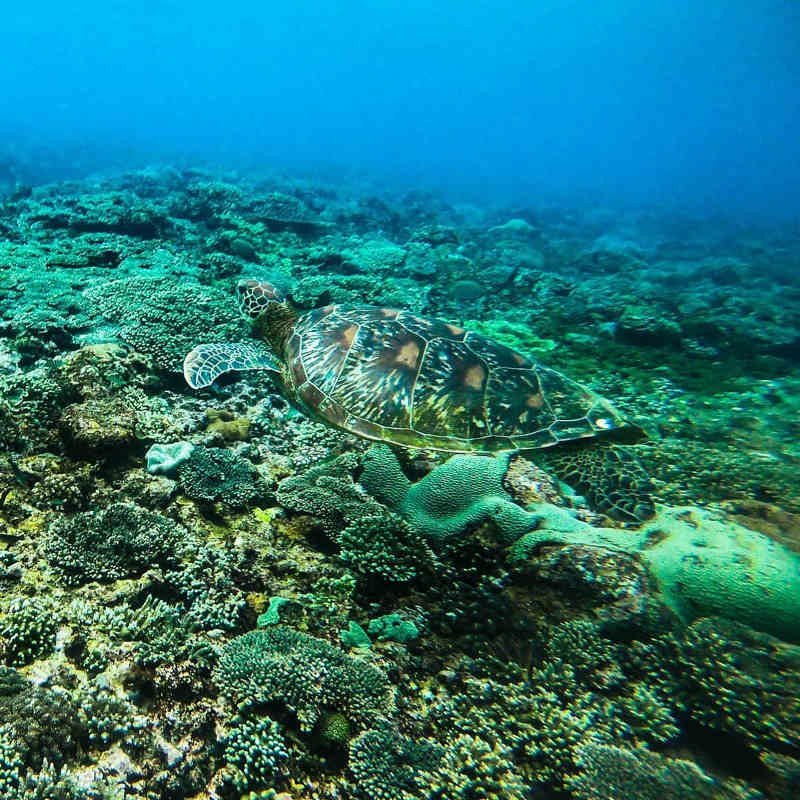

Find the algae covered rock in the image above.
[
  {"left": 510, "top": 504, "right": 800, "bottom": 642},
  {"left": 59, "top": 396, "right": 138, "bottom": 456}
]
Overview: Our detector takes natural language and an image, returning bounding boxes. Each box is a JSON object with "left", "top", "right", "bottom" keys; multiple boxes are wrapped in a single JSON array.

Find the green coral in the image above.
[
  {"left": 257, "top": 597, "right": 296, "bottom": 627},
  {"left": 0, "top": 598, "right": 57, "bottom": 667},
  {"left": 66, "top": 593, "right": 215, "bottom": 671},
  {"left": 0, "top": 362, "right": 79, "bottom": 453},
  {"left": 567, "top": 741, "right": 762, "bottom": 800},
  {"left": 368, "top": 613, "right": 419, "bottom": 644},
  {"left": 338, "top": 512, "right": 435, "bottom": 583},
  {"left": 360, "top": 445, "right": 535, "bottom": 545},
  {"left": 215, "top": 626, "right": 394, "bottom": 732},
  {"left": 0, "top": 667, "right": 28, "bottom": 697},
  {"left": 43, "top": 502, "right": 182, "bottom": 585},
  {"left": 340, "top": 621, "right": 371, "bottom": 649},
  {"left": 438, "top": 620, "right": 681, "bottom": 789},
  {"left": 349, "top": 725, "right": 525, "bottom": 800},
  {"left": 222, "top": 714, "right": 289, "bottom": 791},
  {"left": 77, "top": 684, "right": 135, "bottom": 749},
  {"left": 0, "top": 687, "right": 87, "bottom": 771},
  {"left": 0, "top": 720, "right": 118, "bottom": 799}
]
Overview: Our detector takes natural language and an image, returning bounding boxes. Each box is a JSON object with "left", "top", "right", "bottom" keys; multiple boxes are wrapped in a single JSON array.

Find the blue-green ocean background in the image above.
[{"left": 3, "top": 0, "right": 799, "bottom": 219}]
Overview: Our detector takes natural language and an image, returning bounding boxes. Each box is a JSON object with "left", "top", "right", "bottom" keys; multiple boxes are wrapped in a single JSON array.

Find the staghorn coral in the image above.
[
  {"left": 0, "top": 598, "right": 58, "bottom": 667},
  {"left": 221, "top": 714, "right": 289, "bottom": 791},
  {"left": 431, "top": 619, "right": 681, "bottom": 789},
  {"left": 277, "top": 453, "right": 435, "bottom": 583},
  {"left": 348, "top": 724, "right": 443, "bottom": 800},
  {"left": 418, "top": 732, "right": 527, "bottom": 800},
  {"left": 338, "top": 512, "right": 435, "bottom": 584},
  {"left": 164, "top": 540, "right": 248, "bottom": 631}
]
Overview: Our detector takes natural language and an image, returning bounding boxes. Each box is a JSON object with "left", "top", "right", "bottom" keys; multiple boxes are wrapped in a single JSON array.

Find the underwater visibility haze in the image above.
[{"left": 0, "top": 1, "right": 799, "bottom": 799}]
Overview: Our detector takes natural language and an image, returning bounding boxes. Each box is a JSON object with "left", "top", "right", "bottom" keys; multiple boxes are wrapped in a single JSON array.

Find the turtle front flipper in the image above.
[
  {"left": 537, "top": 442, "right": 656, "bottom": 522},
  {"left": 183, "top": 342, "right": 279, "bottom": 389}
]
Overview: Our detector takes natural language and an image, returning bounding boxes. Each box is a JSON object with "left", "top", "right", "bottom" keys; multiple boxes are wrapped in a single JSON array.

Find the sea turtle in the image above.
[{"left": 184, "top": 279, "right": 655, "bottom": 520}]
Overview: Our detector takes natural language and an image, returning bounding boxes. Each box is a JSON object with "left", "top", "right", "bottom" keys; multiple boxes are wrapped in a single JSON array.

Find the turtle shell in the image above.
[{"left": 283, "top": 306, "right": 631, "bottom": 452}]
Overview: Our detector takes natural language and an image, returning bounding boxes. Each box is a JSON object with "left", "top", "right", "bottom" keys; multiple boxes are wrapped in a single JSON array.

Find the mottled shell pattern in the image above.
[{"left": 285, "top": 305, "right": 626, "bottom": 453}]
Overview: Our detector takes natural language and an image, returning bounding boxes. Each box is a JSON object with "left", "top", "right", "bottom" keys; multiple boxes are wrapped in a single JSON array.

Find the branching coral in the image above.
[
  {"left": 0, "top": 598, "right": 58, "bottom": 667},
  {"left": 177, "top": 446, "right": 271, "bottom": 508},
  {"left": 221, "top": 714, "right": 289, "bottom": 791},
  {"left": 215, "top": 626, "right": 395, "bottom": 732},
  {"left": 43, "top": 502, "right": 183, "bottom": 585}
]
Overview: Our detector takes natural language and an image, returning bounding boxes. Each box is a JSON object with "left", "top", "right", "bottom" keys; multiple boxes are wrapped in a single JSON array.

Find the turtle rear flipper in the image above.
[
  {"left": 183, "top": 342, "right": 279, "bottom": 389},
  {"left": 537, "top": 442, "right": 655, "bottom": 521}
]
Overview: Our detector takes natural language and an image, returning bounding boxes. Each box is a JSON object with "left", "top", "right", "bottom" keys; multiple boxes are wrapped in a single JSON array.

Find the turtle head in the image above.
[
  {"left": 236, "top": 279, "right": 286, "bottom": 320},
  {"left": 237, "top": 279, "right": 297, "bottom": 353}
]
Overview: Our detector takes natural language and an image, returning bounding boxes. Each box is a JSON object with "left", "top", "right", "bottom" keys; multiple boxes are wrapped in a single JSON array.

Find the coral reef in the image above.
[
  {"left": 215, "top": 626, "right": 395, "bottom": 731},
  {"left": 42, "top": 502, "right": 183, "bottom": 585},
  {"left": 177, "top": 445, "right": 271, "bottom": 507},
  {"left": 0, "top": 164, "right": 797, "bottom": 799}
]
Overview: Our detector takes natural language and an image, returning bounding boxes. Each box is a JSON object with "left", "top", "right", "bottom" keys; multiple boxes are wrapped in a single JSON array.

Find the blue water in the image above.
[{"left": 3, "top": 0, "right": 799, "bottom": 218}]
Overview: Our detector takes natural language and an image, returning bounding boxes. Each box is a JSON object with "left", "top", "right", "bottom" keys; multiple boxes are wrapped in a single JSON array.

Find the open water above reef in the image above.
[{"left": 0, "top": 165, "right": 798, "bottom": 799}]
